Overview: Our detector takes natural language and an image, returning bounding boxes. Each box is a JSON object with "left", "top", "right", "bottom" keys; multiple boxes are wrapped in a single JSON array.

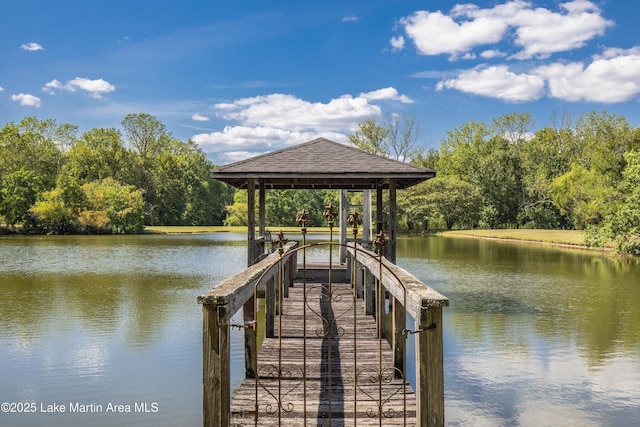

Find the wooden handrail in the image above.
[
  {"left": 347, "top": 242, "right": 448, "bottom": 426},
  {"left": 346, "top": 243, "right": 448, "bottom": 318},
  {"left": 197, "top": 241, "right": 298, "bottom": 317}
]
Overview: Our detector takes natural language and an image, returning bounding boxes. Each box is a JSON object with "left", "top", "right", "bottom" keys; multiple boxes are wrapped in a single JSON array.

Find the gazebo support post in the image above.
[{"left": 247, "top": 178, "right": 256, "bottom": 266}]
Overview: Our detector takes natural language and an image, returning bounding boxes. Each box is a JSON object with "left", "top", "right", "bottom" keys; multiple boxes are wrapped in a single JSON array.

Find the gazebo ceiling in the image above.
[{"left": 211, "top": 138, "right": 436, "bottom": 190}]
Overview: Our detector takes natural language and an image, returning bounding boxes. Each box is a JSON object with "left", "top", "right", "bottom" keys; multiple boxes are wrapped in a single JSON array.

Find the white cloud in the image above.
[
  {"left": 212, "top": 93, "right": 381, "bottom": 132},
  {"left": 66, "top": 78, "right": 115, "bottom": 98},
  {"left": 389, "top": 36, "right": 405, "bottom": 51},
  {"left": 11, "top": 93, "right": 42, "bottom": 107},
  {"left": 359, "top": 87, "right": 414, "bottom": 103},
  {"left": 342, "top": 15, "right": 358, "bottom": 22},
  {"left": 436, "top": 65, "right": 545, "bottom": 102},
  {"left": 399, "top": 9, "right": 507, "bottom": 58},
  {"left": 42, "top": 77, "right": 115, "bottom": 99},
  {"left": 0, "top": 86, "right": 4, "bottom": 91},
  {"left": 43, "top": 79, "right": 64, "bottom": 95},
  {"left": 535, "top": 53, "right": 640, "bottom": 103},
  {"left": 191, "top": 89, "right": 415, "bottom": 162},
  {"left": 396, "top": 0, "right": 613, "bottom": 60},
  {"left": 218, "top": 151, "right": 266, "bottom": 163},
  {"left": 191, "top": 113, "right": 210, "bottom": 122},
  {"left": 436, "top": 48, "right": 640, "bottom": 103},
  {"left": 596, "top": 46, "right": 640, "bottom": 60},
  {"left": 192, "top": 125, "right": 346, "bottom": 154},
  {"left": 20, "top": 42, "right": 43, "bottom": 51},
  {"left": 480, "top": 49, "right": 506, "bottom": 59},
  {"left": 508, "top": 0, "right": 614, "bottom": 59}
]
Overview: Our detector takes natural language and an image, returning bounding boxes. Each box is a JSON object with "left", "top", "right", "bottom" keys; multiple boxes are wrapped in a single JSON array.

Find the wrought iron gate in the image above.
[{"left": 245, "top": 208, "right": 412, "bottom": 426}]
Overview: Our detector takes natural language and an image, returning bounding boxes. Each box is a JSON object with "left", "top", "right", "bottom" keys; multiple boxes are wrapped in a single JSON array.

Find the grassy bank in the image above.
[
  {"left": 441, "top": 229, "right": 589, "bottom": 248},
  {"left": 145, "top": 226, "right": 604, "bottom": 251}
]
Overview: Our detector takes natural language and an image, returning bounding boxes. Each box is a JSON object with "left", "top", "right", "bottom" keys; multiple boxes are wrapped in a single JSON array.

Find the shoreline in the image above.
[{"left": 439, "top": 229, "right": 616, "bottom": 253}]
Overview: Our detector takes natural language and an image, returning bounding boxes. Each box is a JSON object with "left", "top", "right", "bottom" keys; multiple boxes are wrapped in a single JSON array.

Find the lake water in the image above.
[{"left": 1, "top": 233, "right": 639, "bottom": 426}]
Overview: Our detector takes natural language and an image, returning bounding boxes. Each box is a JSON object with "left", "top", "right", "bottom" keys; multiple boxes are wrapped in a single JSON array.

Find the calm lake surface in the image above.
[{"left": 1, "top": 233, "right": 639, "bottom": 426}]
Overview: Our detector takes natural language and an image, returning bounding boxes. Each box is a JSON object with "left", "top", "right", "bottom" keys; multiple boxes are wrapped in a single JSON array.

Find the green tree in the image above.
[
  {"left": 519, "top": 126, "right": 573, "bottom": 228},
  {"left": 121, "top": 113, "right": 170, "bottom": 159},
  {"left": 62, "top": 127, "right": 131, "bottom": 184},
  {"left": 79, "top": 178, "right": 144, "bottom": 234},
  {"left": 549, "top": 163, "right": 611, "bottom": 229},
  {"left": 587, "top": 150, "right": 640, "bottom": 254},
  {"left": 176, "top": 140, "right": 233, "bottom": 225},
  {"left": 266, "top": 189, "right": 335, "bottom": 227},
  {"left": 0, "top": 168, "right": 42, "bottom": 228},
  {"left": 422, "top": 177, "right": 482, "bottom": 230},
  {"left": 120, "top": 114, "right": 231, "bottom": 226},
  {"left": 436, "top": 119, "right": 523, "bottom": 227},
  {"left": 348, "top": 118, "right": 389, "bottom": 156},
  {"left": 384, "top": 113, "right": 423, "bottom": 162},
  {"left": 224, "top": 190, "right": 248, "bottom": 226},
  {"left": 0, "top": 117, "right": 67, "bottom": 190},
  {"left": 30, "top": 188, "right": 76, "bottom": 234},
  {"left": 576, "top": 111, "right": 636, "bottom": 183}
]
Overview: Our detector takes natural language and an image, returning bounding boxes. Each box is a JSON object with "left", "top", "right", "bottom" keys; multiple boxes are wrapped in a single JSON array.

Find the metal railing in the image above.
[{"left": 198, "top": 230, "right": 448, "bottom": 426}]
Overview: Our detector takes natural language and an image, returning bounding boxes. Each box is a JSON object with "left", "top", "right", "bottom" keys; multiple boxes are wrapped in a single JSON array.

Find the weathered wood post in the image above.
[
  {"left": 388, "top": 178, "right": 397, "bottom": 263},
  {"left": 247, "top": 178, "right": 256, "bottom": 265},
  {"left": 364, "top": 268, "right": 375, "bottom": 316},
  {"left": 202, "top": 303, "right": 230, "bottom": 427},
  {"left": 392, "top": 296, "right": 406, "bottom": 378},
  {"left": 376, "top": 277, "right": 386, "bottom": 339},
  {"left": 243, "top": 296, "right": 256, "bottom": 379},
  {"left": 416, "top": 305, "right": 445, "bottom": 427},
  {"left": 265, "top": 276, "right": 275, "bottom": 338}
]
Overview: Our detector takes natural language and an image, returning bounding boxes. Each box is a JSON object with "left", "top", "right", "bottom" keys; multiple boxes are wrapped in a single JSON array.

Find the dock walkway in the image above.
[{"left": 229, "top": 279, "right": 417, "bottom": 426}]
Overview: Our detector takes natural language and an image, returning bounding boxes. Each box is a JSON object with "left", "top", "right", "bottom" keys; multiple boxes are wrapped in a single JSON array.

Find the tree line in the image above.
[
  {"left": 2, "top": 110, "right": 639, "bottom": 254},
  {"left": 0, "top": 114, "right": 233, "bottom": 234},
  {"left": 227, "top": 110, "right": 640, "bottom": 254},
  {"left": 398, "top": 111, "right": 640, "bottom": 254}
]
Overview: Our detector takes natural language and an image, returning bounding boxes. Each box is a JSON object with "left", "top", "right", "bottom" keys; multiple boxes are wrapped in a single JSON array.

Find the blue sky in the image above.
[{"left": 1, "top": 0, "right": 639, "bottom": 164}]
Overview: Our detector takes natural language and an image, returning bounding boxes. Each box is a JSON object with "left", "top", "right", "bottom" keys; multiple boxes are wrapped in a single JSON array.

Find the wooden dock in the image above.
[
  {"left": 229, "top": 280, "right": 417, "bottom": 426},
  {"left": 199, "top": 242, "right": 448, "bottom": 427}
]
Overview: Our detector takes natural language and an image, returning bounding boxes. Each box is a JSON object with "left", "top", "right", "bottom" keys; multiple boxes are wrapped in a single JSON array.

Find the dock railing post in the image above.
[
  {"left": 202, "top": 303, "right": 230, "bottom": 427},
  {"left": 392, "top": 296, "right": 406, "bottom": 378},
  {"left": 243, "top": 296, "right": 256, "bottom": 379},
  {"left": 265, "top": 276, "right": 275, "bottom": 338},
  {"left": 416, "top": 305, "right": 445, "bottom": 427}
]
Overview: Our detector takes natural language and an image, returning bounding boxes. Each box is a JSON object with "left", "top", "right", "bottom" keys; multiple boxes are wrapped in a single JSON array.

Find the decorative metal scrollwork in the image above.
[
  {"left": 356, "top": 366, "right": 408, "bottom": 419},
  {"left": 256, "top": 364, "right": 303, "bottom": 415}
]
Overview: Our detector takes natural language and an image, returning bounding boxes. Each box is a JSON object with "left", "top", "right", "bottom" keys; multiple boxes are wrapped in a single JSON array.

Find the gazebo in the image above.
[
  {"left": 203, "top": 137, "right": 447, "bottom": 426},
  {"left": 211, "top": 137, "right": 436, "bottom": 265}
]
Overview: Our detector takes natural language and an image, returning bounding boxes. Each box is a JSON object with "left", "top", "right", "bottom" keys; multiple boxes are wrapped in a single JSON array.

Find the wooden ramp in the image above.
[{"left": 229, "top": 280, "right": 417, "bottom": 426}]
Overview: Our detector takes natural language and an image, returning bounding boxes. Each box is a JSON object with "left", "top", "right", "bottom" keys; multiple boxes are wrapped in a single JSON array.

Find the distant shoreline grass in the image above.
[
  {"left": 146, "top": 226, "right": 597, "bottom": 250},
  {"left": 440, "top": 229, "right": 595, "bottom": 249}
]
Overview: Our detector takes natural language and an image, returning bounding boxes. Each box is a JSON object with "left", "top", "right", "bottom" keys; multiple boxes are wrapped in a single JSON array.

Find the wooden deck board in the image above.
[{"left": 230, "top": 281, "right": 416, "bottom": 426}]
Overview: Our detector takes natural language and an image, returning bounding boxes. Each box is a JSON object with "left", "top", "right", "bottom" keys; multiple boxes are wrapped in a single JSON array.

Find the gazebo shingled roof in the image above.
[{"left": 212, "top": 137, "right": 435, "bottom": 190}]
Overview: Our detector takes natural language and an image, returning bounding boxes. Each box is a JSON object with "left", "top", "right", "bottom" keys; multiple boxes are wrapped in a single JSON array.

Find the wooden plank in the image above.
[{"left": 230, "top": 281, "right": 416, "bottom": 426}]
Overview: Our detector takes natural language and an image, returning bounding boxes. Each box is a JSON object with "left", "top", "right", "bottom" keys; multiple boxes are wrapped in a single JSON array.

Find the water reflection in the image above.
[
  {"left": 397, "top": 235, "right": 640, "bottom": 426},
  {"left": 0, "top": 233, "right": 246, "bottom": 427},
  {"left": 1, "top": 233, "right": 639, "bottom": 426}
]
